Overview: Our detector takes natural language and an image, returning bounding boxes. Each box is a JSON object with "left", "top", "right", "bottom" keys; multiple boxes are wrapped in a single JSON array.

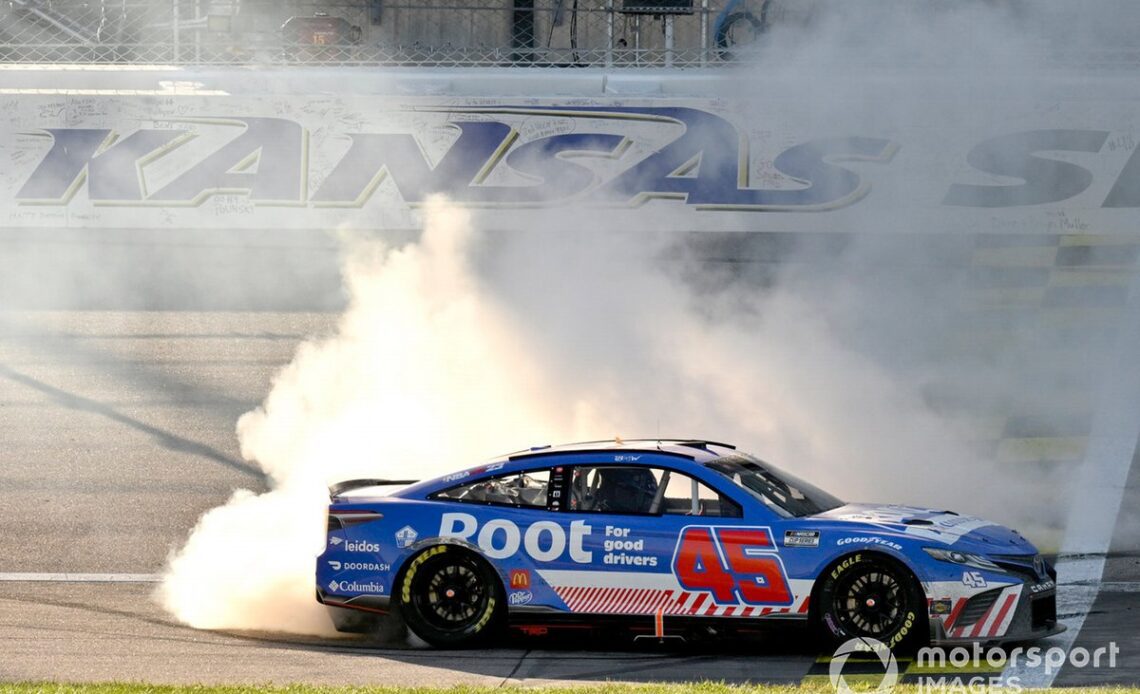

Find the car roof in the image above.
[
  {"left": 498, "top": 439, "right": 737, "bottom": 465},
  {"left": 366, "top": 439, "right": 744, "bottom": 499}
]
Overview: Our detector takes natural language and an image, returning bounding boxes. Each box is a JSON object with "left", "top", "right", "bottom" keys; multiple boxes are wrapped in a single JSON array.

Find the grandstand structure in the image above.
[
  {"left": 0, "top": 0, "right": 757, "bottom": 67},
  {"left": 0, "top": 0, "right": 1138, "bottom": 68}
]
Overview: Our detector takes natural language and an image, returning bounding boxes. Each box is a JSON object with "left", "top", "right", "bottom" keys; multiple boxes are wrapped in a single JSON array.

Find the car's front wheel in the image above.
[
  {"left": 816, "top": 553, "right": 925, "bottom": 651},
  {"left": 399, "top": 545, "right": 503, "bottom": 648}
]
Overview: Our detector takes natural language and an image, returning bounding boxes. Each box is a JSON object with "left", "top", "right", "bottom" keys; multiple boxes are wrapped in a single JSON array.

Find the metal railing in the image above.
[
  {"left": 0, "top": 0, "right": 771, "bottom": 67},
  {"left": 2, "top": 0, "right": 1139, "bottom": 68}
]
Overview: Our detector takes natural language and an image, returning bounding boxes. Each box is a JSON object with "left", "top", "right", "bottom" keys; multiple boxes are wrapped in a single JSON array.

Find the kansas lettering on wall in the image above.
[{"left": 2, "top": 100, "right": 1138, "bottom": 232}]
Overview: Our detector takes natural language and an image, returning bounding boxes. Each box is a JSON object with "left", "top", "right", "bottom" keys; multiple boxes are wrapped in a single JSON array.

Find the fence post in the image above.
[
  {"left": 606, "top": 0, "right": 614, "bottom": 67},
  {"left": 195, "top": 0, "right": 202, "bottom": 63},
  {"left": 700, "top": 0, "right": 708, "bottom": 66},
  {"left": 172, "top": 0, "right": 180, "bottom": 62},
  {"left": 633, "top": 14, "right": 640, "bottom": 66}
]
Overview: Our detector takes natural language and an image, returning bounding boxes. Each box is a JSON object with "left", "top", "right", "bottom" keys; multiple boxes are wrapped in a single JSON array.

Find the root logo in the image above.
[{"left": 829, "top": 637, "right": 899, "bottom": 694}]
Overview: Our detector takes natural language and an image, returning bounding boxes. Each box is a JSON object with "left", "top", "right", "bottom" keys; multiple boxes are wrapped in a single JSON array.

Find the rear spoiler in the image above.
[{"left": 329, "top": 478, "right": 419, "bottom": 497}]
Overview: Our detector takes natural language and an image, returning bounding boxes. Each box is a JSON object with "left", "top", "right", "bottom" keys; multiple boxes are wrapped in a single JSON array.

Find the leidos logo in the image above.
[
  {"left": 343, "top": 540, "right": 380, "bottom": 553},
  {"left": 829, "top": 637, "right": 899, "bottom": 694}
]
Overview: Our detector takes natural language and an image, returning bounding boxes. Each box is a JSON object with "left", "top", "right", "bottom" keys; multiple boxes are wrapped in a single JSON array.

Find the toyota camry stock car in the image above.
[{"left": 316, "top": 440, "right": 1061, "bottom": 648}]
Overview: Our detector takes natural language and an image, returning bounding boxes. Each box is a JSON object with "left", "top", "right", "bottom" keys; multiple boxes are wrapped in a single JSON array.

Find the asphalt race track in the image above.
[
  {"left": 1, "top": 231, "right": 1139, "bottom": 686},
  {"left": 0, "top": 304, "right": 821, "bottom": 686}
]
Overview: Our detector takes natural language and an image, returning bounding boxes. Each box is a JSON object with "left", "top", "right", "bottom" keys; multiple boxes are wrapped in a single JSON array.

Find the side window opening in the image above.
[
  {"left": 433, "top": 469, "right": 551, "bottom": 508},
  {"left": 657, "top": 469, "right": 742, "bottom": 518},
  {"left": 568, "top": 465, "right": 741, "bottom": 518}
]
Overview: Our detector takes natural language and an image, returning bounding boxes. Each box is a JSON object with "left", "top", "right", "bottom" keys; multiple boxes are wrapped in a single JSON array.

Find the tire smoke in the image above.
[
  {"left": 157, "top": 1, "right": 1138, "bottom": 635},
  {"left": 159, "top": 194, "right": 1019, "bottom": 634}
]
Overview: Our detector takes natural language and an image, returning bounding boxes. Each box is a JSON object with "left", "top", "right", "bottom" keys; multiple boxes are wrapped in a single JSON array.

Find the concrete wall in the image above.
[{"left": 1, "top": 65, "right": 1138, "bottom": 235}]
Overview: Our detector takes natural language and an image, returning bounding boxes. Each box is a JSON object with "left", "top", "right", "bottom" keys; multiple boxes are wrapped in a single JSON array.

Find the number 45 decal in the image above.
[
  {"left": 962, "top": 571, "right": 988, "bottom": 588},
  {"left": 671, "top": 526, "right": 793, "bottom": 606}
]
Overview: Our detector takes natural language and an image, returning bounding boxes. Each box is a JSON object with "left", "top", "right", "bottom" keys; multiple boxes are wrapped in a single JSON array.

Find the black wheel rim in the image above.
[
  {"left": 833, "top": 567, "right": 905, "bottom": 637},
  {"left": 412, "top": 556, "right": 490, "bottom": 632}
]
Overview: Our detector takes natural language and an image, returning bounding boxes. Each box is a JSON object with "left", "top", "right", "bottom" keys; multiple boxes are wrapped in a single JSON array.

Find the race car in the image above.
[{"left": 316, "top": 439, "right": 1061, "bottom": 648}]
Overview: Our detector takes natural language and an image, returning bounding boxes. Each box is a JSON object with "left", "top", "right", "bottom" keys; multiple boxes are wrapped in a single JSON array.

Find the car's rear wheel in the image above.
[
  {"left": 399, "top": 545, "right": 502, "bottom": 648},
  {"left": 816, "top": 553, "right": 925, "bottom": 651}
]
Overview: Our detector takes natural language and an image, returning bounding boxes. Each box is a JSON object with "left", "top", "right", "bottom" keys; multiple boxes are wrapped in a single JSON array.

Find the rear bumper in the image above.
[{"left": 316, "top": 588, "right": 392, "bottom": 633}]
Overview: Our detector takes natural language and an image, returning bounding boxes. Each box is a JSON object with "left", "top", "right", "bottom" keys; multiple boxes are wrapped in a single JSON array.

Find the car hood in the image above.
[{"left": 813, "top": 503, "right": 1037, "bottom": 554}]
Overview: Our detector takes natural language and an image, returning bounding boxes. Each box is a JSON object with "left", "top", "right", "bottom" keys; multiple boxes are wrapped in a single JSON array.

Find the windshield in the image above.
[{"left": 707, "top": 454, "right": 844, "bottom": 518}]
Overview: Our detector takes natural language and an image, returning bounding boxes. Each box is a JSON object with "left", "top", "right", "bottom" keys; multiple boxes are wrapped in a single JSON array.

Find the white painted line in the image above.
[
  {"left": 1068, "top": 580, "right": 1140, "bottom": 593},
  {"left": 0, "top": 573, "right": 161, "bottom": 583},
  {"left": 1001, "top": 269, "right": 1140, "bottom": 688}
]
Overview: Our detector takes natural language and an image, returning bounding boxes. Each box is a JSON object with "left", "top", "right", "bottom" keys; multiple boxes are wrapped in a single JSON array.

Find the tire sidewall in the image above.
[
  {"left": 815, "top": 552, "right": 926, "bottom": 652},
  {"left": 399, "top": 545, "right": 503, "bottom": 648}
]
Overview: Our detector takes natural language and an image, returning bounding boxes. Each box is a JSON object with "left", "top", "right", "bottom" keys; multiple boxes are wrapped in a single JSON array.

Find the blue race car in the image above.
[{"left": 316, "top": 440, "right": 1061, "bottom": 648}]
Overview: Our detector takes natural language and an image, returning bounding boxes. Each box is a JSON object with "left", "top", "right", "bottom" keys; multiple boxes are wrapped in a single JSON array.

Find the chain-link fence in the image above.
[
  {"left": 0, "top": 0, "right": 779, "bottom": 67},
  {"left": 2, "top": 0, "right": 1140, "bottom": 68}
]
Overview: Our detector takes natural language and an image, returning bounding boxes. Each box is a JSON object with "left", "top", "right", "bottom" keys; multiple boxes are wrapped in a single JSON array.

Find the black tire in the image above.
[
  {"left": 398, "top": 545, "right": 503, "bottom": 648},
  {"left": 815, "top": 553, "right": 926, "bottom": 652}
]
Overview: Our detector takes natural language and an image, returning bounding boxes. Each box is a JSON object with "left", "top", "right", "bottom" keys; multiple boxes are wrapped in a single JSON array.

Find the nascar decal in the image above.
[{"left": 784, "top": 530, "right": 820, "bottom": 547}]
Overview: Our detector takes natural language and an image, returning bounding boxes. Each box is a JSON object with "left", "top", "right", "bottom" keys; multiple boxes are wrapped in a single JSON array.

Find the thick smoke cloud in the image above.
[
  {"left": 159, "top": 197, "right": 1006, "bottom": 634},
  {"left": 157, "top": 0, "right": 1136, "bottom": 633},
  {"left": 159, "top": 198, "right": 563, "bottom": 631}
]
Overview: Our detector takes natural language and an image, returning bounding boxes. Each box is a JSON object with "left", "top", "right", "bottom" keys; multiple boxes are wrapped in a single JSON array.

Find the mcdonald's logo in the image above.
[{"left": 510, "top": 569, "right": 530, "bottom": 589}]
